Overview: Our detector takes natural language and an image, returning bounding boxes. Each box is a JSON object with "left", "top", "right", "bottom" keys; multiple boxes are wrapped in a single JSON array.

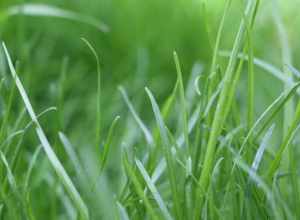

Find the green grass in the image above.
[{"left": 1, "top": 0, "right": 300, "bottom": 219}]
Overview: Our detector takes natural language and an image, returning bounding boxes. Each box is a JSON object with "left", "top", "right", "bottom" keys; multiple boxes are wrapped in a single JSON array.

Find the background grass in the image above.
[{"left": 1, "top": 0, "right": 300, "bottom": 219}]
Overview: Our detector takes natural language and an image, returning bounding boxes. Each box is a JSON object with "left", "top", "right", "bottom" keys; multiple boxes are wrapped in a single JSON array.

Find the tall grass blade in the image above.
[
  {"left": 145, "top": 87, "right": 182, "bottom": 220},
  {"left": 119, "top": 86, "right": 153, "bottom": 145},
  {"left": 135, "top": 158, "right": 173, "bottom": 220},
  {"left": 81, "top": 38, "right": 102, "bottom": 154},
  {"left": 173, "top": 51, "right": 189, "bottom": 151},
  {"left": 2, "top": 42, "right": 89, "bottom": 220}
]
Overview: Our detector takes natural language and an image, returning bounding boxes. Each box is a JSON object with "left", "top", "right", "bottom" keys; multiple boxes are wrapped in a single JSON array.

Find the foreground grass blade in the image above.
[
  {"left": 58, "top": 132, "right": 84, "bottom": 178},
  {"left": 231, "top": 148, "right": 281, "bottom": 220},
  {"left": 145, "top": 87, "right": 182, "bottom": 220},
  {"left": 240, "top": 81, "right": 300, "bottom": 156},
  {"left": 24, "top": 145, "right": 42, "bottom": 192},
  {"left": 1, "top": 3, "right": 109, "bottom": 32},
  {"left": 123, "top": 155, "right": 159, "bottom": 220},
  {"left": 2, "top": 42, "right": 89, "bottom": 220},
  {"left": 99, "top": 115, "right": 120, "bottom": 172},
  {"left": 251, "top": 124, "right": 274, "bottom": 173},
  {"left": 0, "top": 151, "right": 17, "bottom": 193},
  {"left": 119, "top": 86, "right": 153, "bottom": 145},
  {"left": 267, "top": 101, "right": 300, "bottom": 181},
  {"left": 116, "top": 201, "right": 130, "bottom": 220},
  {"left": 173, "top": 52, "right": 189, "bottom": 151},
  {"left": 81, "top": 38, "right": 102, "bottom": 153},
  {"left": 135, "top": 158, "right": 173, "bottom": 220},
  {"left": 196, "top": 0, "right": 259, "bottom": 216}
]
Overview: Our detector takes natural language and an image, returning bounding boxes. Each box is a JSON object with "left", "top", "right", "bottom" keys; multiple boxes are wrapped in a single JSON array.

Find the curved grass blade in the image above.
[
  {"left": 81, "top": 38, "right": 102, "bottom": 153},
  {"left": 267, "top": 101, "right": 300, "bottom": 180},
  {"left": 173, "top": 52, "right": 189, "bottom": 151},
  {"left": 119, "top": 86, "right": 153, "bottom": 146},
  {"left": 251, "top": 124, "right": 275, "bottom": 173},
  {"left": 99, "top": 115, "right": 120, "bottom": 172},
  {"left": 135, "top": 158, "right": 173, "bottom": 220},
  {"left": 230, "top": 147, "right": 282, "bottom": 220},
  {"left": 58, "top": 132, "right": 84, "bottom": 178},
  {"left": 196, "top": 0, "right": 260, "bottom": 216},
  {"left": 123, "top": 155, "right": 159, "bottom": 220},
  {"left": 24, "top": 145, "right": 42, "bottom": 192},
  {"left": 0, "top": 150, "right": 17, "bottom": 192},
  {"left": 2, "top": 42, "right": 89, "bottom": 220},
  {"left": 145, "top": 87, "right": 181, "bottom": 220},
  {"left": 240, "top": 81, "right": 300, "bottom": 156},
  {"left": 2, "top": 3, "right": 109, "bottom": 32}
]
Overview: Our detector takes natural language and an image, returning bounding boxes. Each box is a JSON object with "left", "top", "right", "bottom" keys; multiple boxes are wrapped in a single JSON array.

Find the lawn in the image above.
[{"left": 0, "top": 0, "right": 300, "bottom": 219}]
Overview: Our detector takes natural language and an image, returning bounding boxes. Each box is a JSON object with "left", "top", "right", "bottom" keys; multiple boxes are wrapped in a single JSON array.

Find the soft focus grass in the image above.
[{"left": 1, "top": 0, "right": 300, "bottom": 219}]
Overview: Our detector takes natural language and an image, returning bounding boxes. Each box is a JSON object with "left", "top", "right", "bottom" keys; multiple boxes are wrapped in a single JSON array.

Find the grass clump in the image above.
[{"left": 1, "top": 0, "right": 300, "bottom": 220}]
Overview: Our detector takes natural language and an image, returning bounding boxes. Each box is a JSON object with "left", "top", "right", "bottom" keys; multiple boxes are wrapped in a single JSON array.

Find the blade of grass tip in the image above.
[
  {"left": 145, "top": 87, "right": 182, "bottom": 220},
  {"left": 119, "top": 86, "right": 153, "bottom": 146},
  {"left": 122, "top": 155, "right": 159, "bottom": 220},
  {"left": 135, "top": 158, "right": 173, "bottom": 220},
  {"left": 116, "top": 201, "right": 130, "bottom": 220},
  {"left": 81, "top": 38, "right": 101, "bottom": 155},
  {"left": 207, "top": 0, "right": 232, "bottom": 98},
  {"left": 0, "top": 150, "right": 17, "bottom": 193},
  {"left": 99, "top": 115, "right": 120, "bottom": 173},
  {"left": 58, "top": 132, "right": 84, "bottom": 178},
  {"left": 2, "top": 42, "right": 89, "bottom": 220},
  {"left": 151, "top": 105, "right": 201, "bottom": 184},
  {"left": 251, "top": 124, "right": 275, "bottom": 173},
  {"left": 91, "top": 115, "right": 120, "bottom": 191},
  {"left": 173, "top": 52, "right": 190, "bottom": 152},
  {"left": 196, "top": 0, "right": 259, "bottom": 216},
  {"left": 267, "top": 101, "right": 300, "bottom": 181},
  {"left": 186, "top": 62, "right": 203, "bottom": 104},
  {"left": 24, "top": 145, "right": 42, "bottom": 192},
  {"left": 3, "top": 3, "right": 109, "bottom": 32}
]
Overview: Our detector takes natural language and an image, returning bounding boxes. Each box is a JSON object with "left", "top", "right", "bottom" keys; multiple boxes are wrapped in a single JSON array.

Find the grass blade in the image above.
[
  {"left": 99, "top": 115, "right": 120, "bottom": 172},
  {"left": 173, "top": 52, "right": 189, "bottom": 151},
  {"left": 135, "top": 158, "right": 173, "bottom": 220},
  {"left": 2, "top": 42, "right": 89, "bottom": 220},
  {"left": 196, "top": 0, "right": 259, "bottom": 216},
  {"left": 123, "top": 155, "right": 159, "bottom": 220},
  {"left": 119, "top": 86, "right": 153, "bottom": 145},
  {"left": 145, "top": 87, "right": 182, "bottom": 220},
  {"left": 251, "top": 124, "right": 274, "bottom": 173},
  {"left": 116, "top": 201, "right": 130, "bottom": 220},
  {"left": 267, "top": 101, "right": 300, "bottom": 180},
  {"left": 2, "top": 3, "right": 109, "bottom": 32},
  {"left": 81, "top": 38, "right": 102, "bottom": 154},
  {"left": 58, "top": 132, "right": 84, "bottom": 178}
]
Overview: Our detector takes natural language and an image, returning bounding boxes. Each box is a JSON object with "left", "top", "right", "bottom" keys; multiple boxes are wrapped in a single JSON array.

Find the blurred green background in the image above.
[{"left": 0, "top": 0, "right": 300, "bottom": 219}]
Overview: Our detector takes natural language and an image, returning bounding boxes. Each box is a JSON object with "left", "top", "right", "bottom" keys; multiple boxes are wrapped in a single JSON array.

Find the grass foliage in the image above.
[{"left": 1, "top": 0, "right": 300, "bottom": 219}]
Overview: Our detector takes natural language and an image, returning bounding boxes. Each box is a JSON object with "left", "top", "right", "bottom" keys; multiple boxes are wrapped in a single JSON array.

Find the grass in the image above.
[{"left": 1, "top": 0, "right": 300, "bottom": 219}]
